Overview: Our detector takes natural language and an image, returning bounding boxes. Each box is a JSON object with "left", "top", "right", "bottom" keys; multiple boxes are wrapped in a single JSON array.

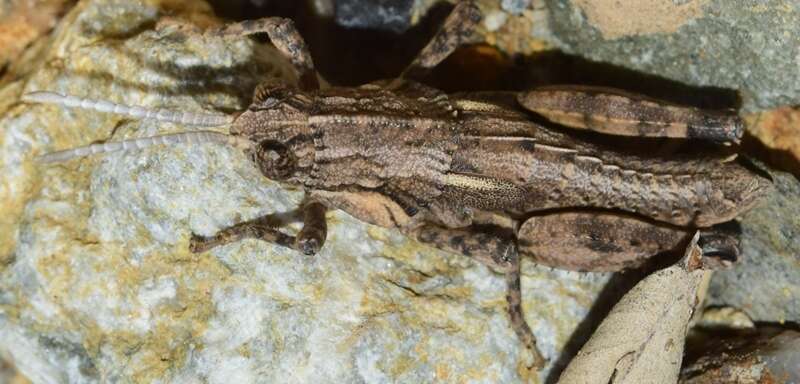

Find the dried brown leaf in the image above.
[{"left": 558, "top": 233, "right": 708, "bottom": 384}]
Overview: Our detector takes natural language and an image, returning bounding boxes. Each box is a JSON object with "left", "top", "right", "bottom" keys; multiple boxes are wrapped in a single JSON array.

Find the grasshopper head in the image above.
[{"left": 231, "top": 83, "right": 315, "bottom": 182}]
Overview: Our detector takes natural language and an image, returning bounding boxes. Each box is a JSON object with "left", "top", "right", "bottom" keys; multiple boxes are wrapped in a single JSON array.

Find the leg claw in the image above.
[
  {"left": 297, "top": 237, "right": 321, "bottom": 256},
  {"left": 189, "top": 234, "right": 208, "bottom": 253}
]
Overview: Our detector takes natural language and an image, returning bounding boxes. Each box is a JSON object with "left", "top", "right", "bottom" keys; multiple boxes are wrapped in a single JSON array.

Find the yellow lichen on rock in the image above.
[
  {"left": 0, "top": 0, "right": 70, "bottom": 69},
  {"left": 573, "top": 0, "right": 709, "bottom": 39},
  {"left": 746, "top": 107, "right": 800, "bottom": 166}
]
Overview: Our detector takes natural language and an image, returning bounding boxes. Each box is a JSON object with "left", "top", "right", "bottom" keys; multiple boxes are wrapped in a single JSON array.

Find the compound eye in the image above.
[{"left": 253, "top": 140, "right": 296, "bottom": 180}]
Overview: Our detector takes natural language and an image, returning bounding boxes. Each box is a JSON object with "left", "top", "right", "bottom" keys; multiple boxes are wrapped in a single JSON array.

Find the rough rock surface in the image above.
[
  {"left": 0, "top": 0, "right": 71, "bottom": 70},
  {"left": 334, "top": 0, "right": 415, "bottom": 33},
  {"left": 0, "top": 1, "right": 611, "bottom": 383},
  {"left": 707, "top": 169, "right": 800, "bottom": 324},
  {"left": 501, "top": 0, "right": 532, "bottom": 15},
  {"left": 745, "top": 107, "right": 800, "bottom": 168},
  {"left": 543, "top": 0, "right": 800, "bottom": 112}
]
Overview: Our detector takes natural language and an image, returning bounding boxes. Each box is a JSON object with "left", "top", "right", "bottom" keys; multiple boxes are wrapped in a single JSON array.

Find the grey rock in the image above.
[
  {"left": 707, "top": 169, "right": 800, "bottom": 323},
  {"left": 544, "top": 0, "right": 800, "bottom": 112},
  {"left": 502, "top": 0, "right": 532, "bottom": 15},
  {"left": 335, "top": 0, "right": 415, "bottom": 33}
]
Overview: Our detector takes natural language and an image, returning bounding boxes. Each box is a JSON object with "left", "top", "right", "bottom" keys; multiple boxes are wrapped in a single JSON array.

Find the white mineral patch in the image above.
[{"left": 484, "top": 11, "right": 509, "bottom": 32}]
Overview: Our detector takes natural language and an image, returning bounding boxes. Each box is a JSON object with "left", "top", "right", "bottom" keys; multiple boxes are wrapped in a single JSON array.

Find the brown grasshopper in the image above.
[{"left": 22, "top": 1, "right": 772, "bottom": 369}]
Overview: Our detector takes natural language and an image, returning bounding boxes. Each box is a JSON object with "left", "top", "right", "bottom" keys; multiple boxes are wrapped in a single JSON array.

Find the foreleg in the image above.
[
  {"left": 190, "top": 197, "right": 328, "bottom": 255},
  {"left": 207, "top": 18, "right": 319, "bottom": 90}
]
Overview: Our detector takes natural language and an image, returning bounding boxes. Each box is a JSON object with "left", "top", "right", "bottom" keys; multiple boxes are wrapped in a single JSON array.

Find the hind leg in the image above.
[{"left": 518, "top": 211, "right": 741, "bottom": 271}]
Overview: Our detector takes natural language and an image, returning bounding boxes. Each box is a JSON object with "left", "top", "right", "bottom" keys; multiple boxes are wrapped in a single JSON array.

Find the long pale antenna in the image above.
[
  {"left": 38, "top": 131, "right": 253, "bottom": 163},
  {"left": 22, "top": 91, "right": 234, "bottom": 127}
]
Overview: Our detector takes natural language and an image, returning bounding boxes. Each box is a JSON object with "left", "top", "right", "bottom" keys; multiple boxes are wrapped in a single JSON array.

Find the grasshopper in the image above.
[{"left": 22, "top": 1, "right": 772, "bottom": 369}]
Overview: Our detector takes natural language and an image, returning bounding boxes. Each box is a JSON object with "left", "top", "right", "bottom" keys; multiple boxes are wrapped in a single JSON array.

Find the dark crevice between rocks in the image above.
[
  {"left": 207, "top": 0, "right": 456, "bottom": 86},
  {"left": 685, "top": 321, "right": 800, "bottom": 359},
  {"left": 682, "top": 322, "right": 800, "bottom": 382}
]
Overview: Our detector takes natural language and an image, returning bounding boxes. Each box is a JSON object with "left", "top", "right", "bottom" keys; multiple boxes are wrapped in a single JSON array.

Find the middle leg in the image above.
[
  {"left": 412, "top": 223, "right": 547, "bottom": 369},
  {"left": 206, "top": 17, "right": 320, "bottom": 90},
  {"left": 390, "top": 0, "right": 482, "bottom": 87}
]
